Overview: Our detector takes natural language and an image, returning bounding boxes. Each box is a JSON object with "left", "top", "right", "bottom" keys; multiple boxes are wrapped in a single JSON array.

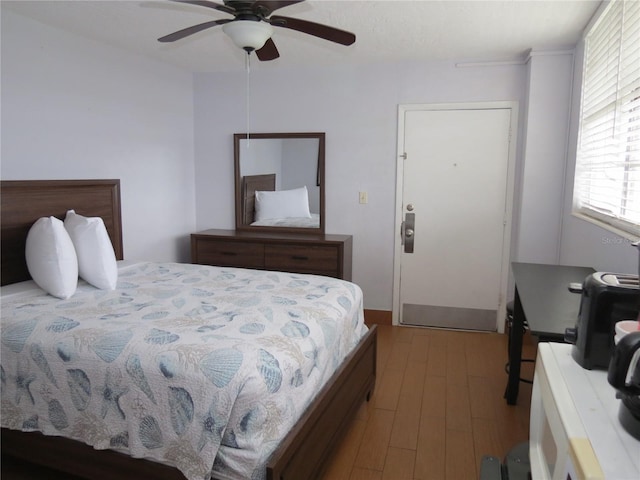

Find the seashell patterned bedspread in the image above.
[{"left": 0, "top": 262, "right": 368, "bottom": 480}]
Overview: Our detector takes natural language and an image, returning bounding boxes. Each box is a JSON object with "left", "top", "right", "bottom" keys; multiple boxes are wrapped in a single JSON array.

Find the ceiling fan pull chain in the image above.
[{"left": 246, "top": 51, "right": 251, "bottom": 145}]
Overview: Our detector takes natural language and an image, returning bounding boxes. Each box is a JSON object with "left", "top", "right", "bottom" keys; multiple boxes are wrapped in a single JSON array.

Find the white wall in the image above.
[
  {"left": 281, "top": 139, "right": 320, "bottom": 214},
  {"left": 1, "top": 9, "right": 197, "bottom": 262},
  {"left": 517, "top": 52, "right": 574, "bottom": 264},
  {"left": 193, "top": 61, "right": 527, "bottom": 310},
  {"left": 239, "top": 139, "right": 283, "bottom": 183}
]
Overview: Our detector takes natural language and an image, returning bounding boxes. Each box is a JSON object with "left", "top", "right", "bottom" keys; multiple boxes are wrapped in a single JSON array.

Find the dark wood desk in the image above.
[{"left": 504, "top": 262, "right": 595, "bottom": 405}]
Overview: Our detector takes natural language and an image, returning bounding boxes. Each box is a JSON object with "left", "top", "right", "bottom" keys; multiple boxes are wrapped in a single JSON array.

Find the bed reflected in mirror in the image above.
[{"left": 234, "top": 132, "right": 325, "bottom": 234}]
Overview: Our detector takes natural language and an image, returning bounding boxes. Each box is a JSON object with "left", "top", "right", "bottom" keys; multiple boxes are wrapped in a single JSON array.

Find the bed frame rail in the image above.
[{"left": 267, "top": 324, "right": 377, "bottom": 480}]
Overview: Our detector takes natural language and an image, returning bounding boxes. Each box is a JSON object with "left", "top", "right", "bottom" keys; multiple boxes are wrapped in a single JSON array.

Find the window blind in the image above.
[{"left": 574, "top": 0, "right": 640, "bottom": 237}]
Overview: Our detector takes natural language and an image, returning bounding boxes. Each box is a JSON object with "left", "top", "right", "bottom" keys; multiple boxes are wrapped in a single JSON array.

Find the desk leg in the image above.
[{"left": 504, "top": 287, "right": 525, "bottom": 405}]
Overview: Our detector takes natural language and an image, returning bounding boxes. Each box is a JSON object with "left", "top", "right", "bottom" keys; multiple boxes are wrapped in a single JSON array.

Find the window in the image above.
[{"left": 574, "top": 0, "right": 640, "bottom": 238}]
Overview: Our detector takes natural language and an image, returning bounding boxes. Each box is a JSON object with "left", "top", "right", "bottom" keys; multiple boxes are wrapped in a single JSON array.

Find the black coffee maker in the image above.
[
  {"left": 607, "top": 241, "right": 640, "bottom": 440},
  {"left": 608, "top": 330, "right": 640, "bottom": 440}
]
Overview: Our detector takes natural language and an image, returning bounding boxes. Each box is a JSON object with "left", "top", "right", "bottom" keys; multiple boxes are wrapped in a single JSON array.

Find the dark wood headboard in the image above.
[
  {"left": 1, "top": 179, "right": 123, "bottom": 286},
  {"left": 242, "top": 174, "right": 276, "bottom": 225}
]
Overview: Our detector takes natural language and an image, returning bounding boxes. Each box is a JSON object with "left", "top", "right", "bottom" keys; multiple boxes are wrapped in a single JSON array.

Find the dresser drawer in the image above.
[
  {"left": 265, "top": 244, "right": 339, "bottom": 276},
  {"left": 193, "top": 240, "right": 264, "bottom": 269}
]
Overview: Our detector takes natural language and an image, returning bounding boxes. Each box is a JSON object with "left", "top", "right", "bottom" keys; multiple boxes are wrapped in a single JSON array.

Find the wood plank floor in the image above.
[
  {"left": 1, "top": 324, "right": 536, "bottom": 480},
  {"left": 320, "top": 324, "right": 536, "bottom": 480}
]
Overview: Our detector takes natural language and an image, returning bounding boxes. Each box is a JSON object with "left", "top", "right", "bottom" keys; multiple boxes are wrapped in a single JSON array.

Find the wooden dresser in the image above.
[{"left": 191, "top": 229, "right": 353, "bottom": 281}]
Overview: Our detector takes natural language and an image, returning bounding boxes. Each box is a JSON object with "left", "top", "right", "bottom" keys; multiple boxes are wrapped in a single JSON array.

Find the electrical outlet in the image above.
[{"left": 359, "top": 191, "right": 368, "bottom": 204}]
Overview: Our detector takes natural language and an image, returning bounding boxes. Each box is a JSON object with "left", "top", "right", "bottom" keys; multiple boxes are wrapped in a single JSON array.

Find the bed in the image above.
[{"left": 0, "top": 179, "right": 377, "bottom": 480}]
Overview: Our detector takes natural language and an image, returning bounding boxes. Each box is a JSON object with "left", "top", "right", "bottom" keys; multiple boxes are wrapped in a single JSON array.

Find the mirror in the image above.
[{"left": 234, "top": 132, "right": 325, "bottom": 234}]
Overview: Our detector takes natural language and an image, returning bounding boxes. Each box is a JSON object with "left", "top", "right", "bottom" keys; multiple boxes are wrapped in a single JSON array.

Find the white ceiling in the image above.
[{"left": 3, "top": 0, "right": 603, "bottom": 72}]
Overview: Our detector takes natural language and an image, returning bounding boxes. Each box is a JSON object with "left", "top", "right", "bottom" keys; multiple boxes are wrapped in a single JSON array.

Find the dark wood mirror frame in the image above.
[{"left": 234, "top": 132, "right": 325, "bottom": 234}]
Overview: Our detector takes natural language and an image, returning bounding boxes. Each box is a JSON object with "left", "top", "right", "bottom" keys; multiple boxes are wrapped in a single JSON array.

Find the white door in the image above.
[{"left": 393, "top": 104, "right": 516, "bottom": 331}]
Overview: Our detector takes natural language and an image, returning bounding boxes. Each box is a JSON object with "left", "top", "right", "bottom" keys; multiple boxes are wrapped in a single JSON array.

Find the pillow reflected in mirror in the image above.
[{"left": 254, "top": 186, "right": 312, "bottom": 221}]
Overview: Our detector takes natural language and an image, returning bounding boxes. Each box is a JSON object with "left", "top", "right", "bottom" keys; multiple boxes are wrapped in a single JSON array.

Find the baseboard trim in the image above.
[{"left": 364, "top": 309, "right": 392, "bottom": 325}]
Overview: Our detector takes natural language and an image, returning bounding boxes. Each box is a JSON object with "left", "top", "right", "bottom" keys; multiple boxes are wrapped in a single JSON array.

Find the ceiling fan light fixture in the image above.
[{"left": 223, "top": 21, "right": 273, "bottom": 52}]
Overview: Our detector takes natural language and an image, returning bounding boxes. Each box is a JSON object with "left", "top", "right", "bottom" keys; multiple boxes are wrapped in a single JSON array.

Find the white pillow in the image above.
[
  {"left": 64, "top": 210, "right": 118, "bottom": 290},
  {"left": 25, "top": 217, "right": 78, "bottom": 299},
  {"left": 254, "top": 186, "right": 312, "bottom": 221}
]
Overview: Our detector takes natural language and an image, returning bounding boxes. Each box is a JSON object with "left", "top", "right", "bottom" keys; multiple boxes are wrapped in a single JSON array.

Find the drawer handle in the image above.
[
  {"left": 221, "top": 251, "right": 238, "bottom": 256},
  {"left": 291, "top": 255, "right": 309, "bottom": 261}
]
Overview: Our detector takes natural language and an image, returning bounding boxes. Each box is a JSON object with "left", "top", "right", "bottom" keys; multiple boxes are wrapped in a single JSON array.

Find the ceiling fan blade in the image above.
[
  {"left": 253, "top": 1, "right": 305, "bottom": 16},
  {"left": 169, "top": 0, "right": 235, "bottom": 15},
  {"left": 158, "top": 19, "right": 231, "bottom": 42},
  {"left": 269, "top": 15, "right": 355, "bottom": 45},
  {"left": 256, "top": 37, "right": 280, "bottom": 61}
]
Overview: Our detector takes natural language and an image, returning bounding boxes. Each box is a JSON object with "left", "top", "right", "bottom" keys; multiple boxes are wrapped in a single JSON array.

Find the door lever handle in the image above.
[{"left": 403, "top": 213, "right": 415, "bottom": 253}]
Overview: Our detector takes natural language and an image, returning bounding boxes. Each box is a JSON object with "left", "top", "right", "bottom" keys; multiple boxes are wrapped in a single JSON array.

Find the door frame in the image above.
[{"left": 392, "top": 102, "right": 519, "bottom": 332}]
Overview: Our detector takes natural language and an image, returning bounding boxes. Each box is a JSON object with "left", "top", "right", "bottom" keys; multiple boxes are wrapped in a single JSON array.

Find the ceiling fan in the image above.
[{"left": 158, "top": 0, "right": 356, "bottom": 61}]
